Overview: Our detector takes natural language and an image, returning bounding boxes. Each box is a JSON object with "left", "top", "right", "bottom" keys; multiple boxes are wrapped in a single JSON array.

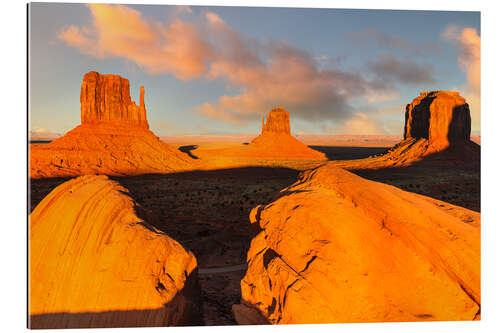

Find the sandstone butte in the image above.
[
  {"left": 330, "top": 91, "right": 480, "bottom": 170},
  {"left": 193, "top": 107, "right": 326, "bottom": 164},
  {"left": 29, "top": 175, "right": 202, "bottom": 329},
  {"left": 248, "top": 107, "right": 326, "bottom": 159},
  {"left": 233, "top": 164, "right": 480, "bottom": 324},
  {"left": 30, "top": 71, "right": 199, "bottom": 179}
]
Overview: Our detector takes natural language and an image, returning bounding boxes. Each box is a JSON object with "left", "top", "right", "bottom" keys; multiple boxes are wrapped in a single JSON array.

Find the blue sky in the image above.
[{"left": 29, "top": 3, "right": 480, "bottom": 136}]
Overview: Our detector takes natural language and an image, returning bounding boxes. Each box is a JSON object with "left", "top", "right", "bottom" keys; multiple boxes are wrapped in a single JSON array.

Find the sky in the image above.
[{"left": 29, "top": 3, "right": 480, "bottom": 136}]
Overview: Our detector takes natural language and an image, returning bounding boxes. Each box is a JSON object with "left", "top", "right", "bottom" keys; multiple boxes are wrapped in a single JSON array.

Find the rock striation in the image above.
[
  {"left": 330, "top": 91, "right": 479, "bottom": 170},
  {"left": 29, "top": 175, "right": 202, "bottom": 329},
  {"left": 234, "top": 165, "right": 480, "bottom": 324},
  {"left": 261, "top": 107, "right": 291, "bottom": 134},
  {"left": 30, "top": 71, "right": 200, "bottom": 179},
  {"left": 81, "top": 71, "right": 148, "bottom": 128}
]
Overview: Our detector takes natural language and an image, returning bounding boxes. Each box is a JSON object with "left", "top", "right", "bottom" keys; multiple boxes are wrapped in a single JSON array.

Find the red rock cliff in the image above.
[
  {"left": 80, "top": 71, "right": 148, "bottom": 128},
  {"left": 404, "top": 91, "right": 471, "bottom": 148},
  {"left": 261, "top": 107, "right": 291, "bottom": 134}
]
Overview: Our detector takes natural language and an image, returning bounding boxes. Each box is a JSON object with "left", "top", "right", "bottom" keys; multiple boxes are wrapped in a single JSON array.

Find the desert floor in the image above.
[{"left": 29, "top": 141, "right": 480, "bottom": 325}]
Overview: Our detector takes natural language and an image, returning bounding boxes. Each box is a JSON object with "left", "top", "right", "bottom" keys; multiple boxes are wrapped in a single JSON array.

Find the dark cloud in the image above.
[
  {"left": 368, "top": 54, "right": 436, "bottom": 85},
  {"left": 346, "top": 28, "right": 441, "bottom": 56}
]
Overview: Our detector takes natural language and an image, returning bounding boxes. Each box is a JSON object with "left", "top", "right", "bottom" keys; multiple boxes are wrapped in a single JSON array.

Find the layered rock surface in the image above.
[
  {"left": 30, "top": 71, "right": 199, "bottom": 179},
  {"left": 81, "top": 71, "right": 148, "bottom": 128},
  {"left": 261, "top": 107, "right": 291, "bottom": 134},
  {"left": 29, "top": 175, "right": 202, "bottom": 328},
  {"left": 404, "top": 91, "right": 471, "bottom": 148},
  {"left": 234, "top": 165, "right": 480, "bottom": 324},
  {"left": 330, "top": 91, "right": 479, "bottom": 170}
]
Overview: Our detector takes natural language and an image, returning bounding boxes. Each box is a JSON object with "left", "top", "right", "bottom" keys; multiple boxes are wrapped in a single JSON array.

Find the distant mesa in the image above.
[
  {"left": 29, "top": 175, "right": 202, "bottom": 328},
  {"left": 248, "top": 107, "right": 327, "bottom": 160},
  {"left": 331, "top": 90, "right": 479, "bottom": 170},
  {"left": 234, "top": 164, "right": 480, "bottom": 324},
  {"left": 190, "top": 107, "right": 326, "bottom": 165},
  {"left": 260, "top": 107, "right": 291, "bottom": 134},
  {"left": 30, "top": 71, "right": 198, "bottom": 179}
]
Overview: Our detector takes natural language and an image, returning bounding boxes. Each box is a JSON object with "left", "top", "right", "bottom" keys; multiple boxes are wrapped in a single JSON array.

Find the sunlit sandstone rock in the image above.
[
  {"left": 404, "top": 91, "right": 471, "bottom": 149},
  {"left": 248, "top": 107, "right": 326, "bottom": 160},
  {"left": 235, "top": 165, "right": 480, "bottom": 324},
  {"left": 30, "top": 71, "right": 199, "bottom": 179},
  {"left": 329, "top": 91, "right": 479, "bottom": 169},
  {"left": 81, "top": 71, "right": 148, "bottom": 128},
  {"left": 29, "top": 175, "right": 202, "bottom": 328},
  {"left": 261, "top": 107, "right": 291, "bottom": 134}
]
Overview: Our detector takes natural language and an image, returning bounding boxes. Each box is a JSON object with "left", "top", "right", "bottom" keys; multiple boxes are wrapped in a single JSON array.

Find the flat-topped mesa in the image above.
[
  {"left": 80, "top": 71, "right": 148, "bottom": 128},
  {"left": 261, "top": 107, "right": 291, "bottom": 134},
  {"left": 404, "top": 90, "right": 471, "bottom": 148}
]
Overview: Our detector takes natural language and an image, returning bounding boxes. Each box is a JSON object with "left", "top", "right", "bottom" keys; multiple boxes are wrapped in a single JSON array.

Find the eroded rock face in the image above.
[
  {"left": 81, "top": 71, "right": 148, "bottom": 128},
  {"left": 404, "top": 91, "right": 471, "bottom": 148},
  {"left": 30, "top": 71, "right": 200, "bottom": 179},
  {"left": 236, "top": 165, "right": 480, "bottom": 324},
  {"left": 29, "top": 175, "right": 202, "bottom": 328},
  {"left": 261, "top": 107, "right": 291, "bottom": 134},
  {"left": 329, "top": 91, "right": 479, "bottom": 170}
]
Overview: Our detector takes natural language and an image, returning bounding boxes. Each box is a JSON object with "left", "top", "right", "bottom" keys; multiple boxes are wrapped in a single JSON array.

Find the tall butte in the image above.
[
  {"left": 331, "top": 91, "right": 479, "bottom": 170},
  {"left": 30, "top": 71, "right": 198, "bottom": 179},
  {"left": 80, "top": 71, "right": 149, "bottom": 128},
  {"left": 248, "top": 107, "right": 326, "bottom": 160}
]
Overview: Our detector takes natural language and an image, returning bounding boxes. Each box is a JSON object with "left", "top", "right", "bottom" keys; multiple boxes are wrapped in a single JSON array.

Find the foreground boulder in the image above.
[
  {"left": 235, "top": 165, "right": 480, "bottom": 324},
  {"left": 30, "top": 71, "right": 199, "bottom": 179},
  {"left": 29, "top": 175, "right": 202, "bottom": 328},
  {"left": 331, "top": 91, "right": 479, "bottom": 169}
]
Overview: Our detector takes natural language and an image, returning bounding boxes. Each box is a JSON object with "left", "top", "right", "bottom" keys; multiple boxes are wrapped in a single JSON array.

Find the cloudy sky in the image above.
[{"left": 29, "top": 3, "right": 480, "bottom": 136}]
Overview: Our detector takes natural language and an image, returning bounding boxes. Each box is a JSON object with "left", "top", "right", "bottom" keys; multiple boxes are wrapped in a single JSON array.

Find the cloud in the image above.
[
  {"left": 59, "top": 4, "right": 397, "bottom": 127},
  {"left": 442, "top": 25, "right": 480, "bottom": 94},
  {"left": 58, "top": 4, "right": 213, "bottom": 80},
  {"left": 198, "top": 12, "right": 396, "bottom": 124},
  {"left": 443, "top": 25, "right": 480, "bottom": 130},
  {"left": 368, "top": 54, "right": 436, "bottom": 85},
  {"left": 346, "top": 28, "right": 440, "bottom": 56},
  {"left": 335, "top": 112, "right": 388, "bottom": 135}
]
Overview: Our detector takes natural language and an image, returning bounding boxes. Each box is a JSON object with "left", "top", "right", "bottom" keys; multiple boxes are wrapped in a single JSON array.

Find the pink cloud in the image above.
[
  {"left": 58, "top": 4, "right": 213, "bottom": 80},
  {"left": 58, "top": 5, "right": 396, "bottom": 127},
  {"left": 443, "top": 25, "right": 480, "bottom": 131},
  {"left": 336, "top": 112, "right": 388, "bottom": 135}
]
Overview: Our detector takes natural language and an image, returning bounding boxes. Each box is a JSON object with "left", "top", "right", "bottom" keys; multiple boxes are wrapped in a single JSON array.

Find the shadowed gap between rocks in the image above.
[{"left": 112, "top": 166, "right": 298, "bottom": 325}]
